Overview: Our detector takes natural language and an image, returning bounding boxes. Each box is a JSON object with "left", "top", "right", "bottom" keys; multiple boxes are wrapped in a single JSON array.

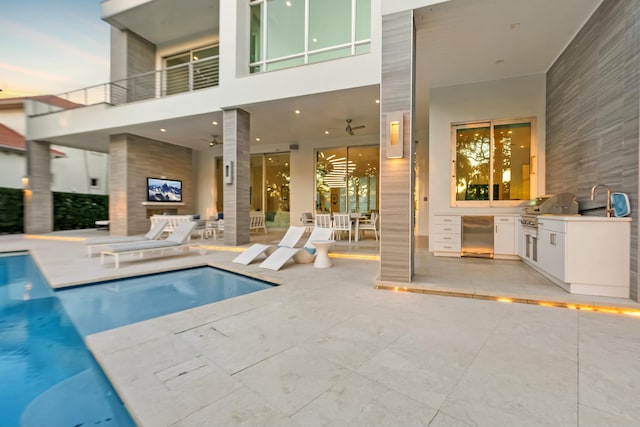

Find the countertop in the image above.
[{"left": 539, "top": 215, "right": 631, "bottom": 222}]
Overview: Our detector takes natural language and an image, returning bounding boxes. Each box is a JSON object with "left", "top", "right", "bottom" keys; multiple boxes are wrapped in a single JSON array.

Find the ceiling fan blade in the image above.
[
  {"left": 351, "top": 125, "right": 365, "bottom": 130},
  {"left": 346, "top": 128, "right": 355, "bottom": 136}
]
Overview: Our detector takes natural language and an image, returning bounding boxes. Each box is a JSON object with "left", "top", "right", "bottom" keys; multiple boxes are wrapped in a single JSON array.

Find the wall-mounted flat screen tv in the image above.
[{"left": 147, "top": 177, "right": 182, "bottom": 202}]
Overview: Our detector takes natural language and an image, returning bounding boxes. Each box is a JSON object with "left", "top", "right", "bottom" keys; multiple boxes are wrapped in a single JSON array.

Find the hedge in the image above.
[
  {"left": 0, "top": 188, "right": 109, "bottom": 234},
  {"left": 0, "top": 188, "right": 24, "bottom": 234}
]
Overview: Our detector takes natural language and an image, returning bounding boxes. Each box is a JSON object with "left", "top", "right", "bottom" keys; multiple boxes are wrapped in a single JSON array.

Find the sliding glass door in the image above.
[{"left": 316, "top": 145, "right": 379, "bottom": 214}]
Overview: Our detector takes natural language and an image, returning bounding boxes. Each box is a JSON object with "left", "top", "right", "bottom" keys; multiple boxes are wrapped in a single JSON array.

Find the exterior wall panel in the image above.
[
  {"left": 546, "top": 0, "right": 640, "bottom": 301},
  {"left": 109, "top": 134, "right": 193, "bottom": 236},
  {"left": 223, "top": 109, "right": 251, "bottom": 246},
  {"left": 379, "top": 11, "right": 415, "bottom": 283}
]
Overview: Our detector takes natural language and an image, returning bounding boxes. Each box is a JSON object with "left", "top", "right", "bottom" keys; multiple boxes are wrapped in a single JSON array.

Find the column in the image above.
[
  {"left": 379, "top": 10, "right": 415, "bottom": 283},
  {"left": 223, "top": 109, "right": 251, "bottom": 246},
  {"left": 24, "top": 140, "right": 53, "bottom": 233}
]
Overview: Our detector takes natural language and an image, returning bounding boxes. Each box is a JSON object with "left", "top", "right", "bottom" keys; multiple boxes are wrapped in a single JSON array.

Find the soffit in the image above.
[
  {"left": 414, "top": 0, "right": 604, "bottom": 89},
  {"left": 103, "top": 0, "right": 219, "bottom": 46}
]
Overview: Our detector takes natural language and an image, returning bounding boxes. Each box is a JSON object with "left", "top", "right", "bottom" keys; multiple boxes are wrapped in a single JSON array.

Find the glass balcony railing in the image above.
[{"left": 28, "top": 56, "right": 219, "bottom": 117}]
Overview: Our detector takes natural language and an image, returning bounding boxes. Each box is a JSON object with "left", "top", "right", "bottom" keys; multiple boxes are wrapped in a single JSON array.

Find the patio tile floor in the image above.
[{"left": 2, "top": 228, "right": 639, "bottom": 426}]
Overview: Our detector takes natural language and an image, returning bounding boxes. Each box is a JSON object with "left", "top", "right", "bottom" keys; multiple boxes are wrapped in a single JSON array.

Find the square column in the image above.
[
  {"left": 223, "top": 109, "right": 251, "bottom": 246},
  {"left": 24, "top": 140, "right": 53, "bottom": 234},
  {"left": 379, "top": 10, "right": 415, "bottom": 283}
]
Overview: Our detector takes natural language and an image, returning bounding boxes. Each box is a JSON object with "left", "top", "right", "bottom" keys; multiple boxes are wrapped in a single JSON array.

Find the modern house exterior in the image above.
[
  {"left": 0, "top": 97, "right": 109, "bottom": 194},
  {"left": 23, "top": 0, "right": 640, "bottom": 301}
]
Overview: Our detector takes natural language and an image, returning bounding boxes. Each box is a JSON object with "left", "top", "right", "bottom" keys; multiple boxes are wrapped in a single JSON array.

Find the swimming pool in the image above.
[
  {"left": 56, "top": 266, "right": 274, "bottom": 336},
  {"left": 0, "top": 254, "right": 274, "bottom": 426},
  {"left": 0, "top": 253, "right": 135, "bottom": 427}
]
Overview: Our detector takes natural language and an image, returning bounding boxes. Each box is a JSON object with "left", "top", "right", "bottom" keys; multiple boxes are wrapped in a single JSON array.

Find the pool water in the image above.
[
  {"left": 57, "top": 266, "right": 273, "bottom": 336},
  {"left": 0, "top": 254, "right": 273, "bottom": 427},
  {"left": 0, "top": 253, "right": 135, "bottom": 427}
]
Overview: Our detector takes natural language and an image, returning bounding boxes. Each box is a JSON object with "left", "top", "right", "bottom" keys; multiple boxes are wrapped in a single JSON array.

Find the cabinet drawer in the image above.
[
  {"left": 538, "top": 218, "right": 566, "bottom": 233},
  {"left": 494, "top": 215, "right": 515, "bottom": 224},
  {"left": 433, "top": 234, "right": 460, "bottom": 244},
  {"left": 434, "top": 215, "right": 461, "bottom": 226},
  {"left": 433, "top": 223, "right": 461, "bottom": 235},
  {"left": 432, "top": 241, "right": 461, "bottom": 253}
]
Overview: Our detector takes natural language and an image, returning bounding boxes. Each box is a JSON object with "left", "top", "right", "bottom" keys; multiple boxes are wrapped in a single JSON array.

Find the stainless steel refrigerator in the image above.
[{"left": 461, "top": 216, "right": 494, "bottom": 258}]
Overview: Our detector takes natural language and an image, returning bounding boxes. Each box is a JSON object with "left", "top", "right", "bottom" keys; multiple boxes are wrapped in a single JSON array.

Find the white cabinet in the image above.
[
  {"left": 525, "top": 217, "right": 631, "bottom": 298},
  {"left": 537, "top": 220, "right": 565, "bottom": 280},
  {"left": 432, "top": 214, "right": 519, "bottom": 258},
  {"left": 432, "top": 215, "right": 461, "bottom": 256},
  {"left": 494, "top": 215, "right": 516, "bottom": 258}
]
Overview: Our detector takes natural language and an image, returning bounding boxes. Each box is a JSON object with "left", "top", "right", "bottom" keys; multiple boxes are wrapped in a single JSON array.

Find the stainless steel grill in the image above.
[{"left": 520, "top": 193, "right": 579, "bottom": 233}]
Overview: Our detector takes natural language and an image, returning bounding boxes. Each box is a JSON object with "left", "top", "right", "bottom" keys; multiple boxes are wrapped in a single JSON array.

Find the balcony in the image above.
[{"left": 29, "top": 56, "right": 219, "bottom": 117}]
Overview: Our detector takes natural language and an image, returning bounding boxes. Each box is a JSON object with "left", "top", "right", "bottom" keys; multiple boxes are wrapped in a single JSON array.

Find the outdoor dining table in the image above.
[{"left": 349, "top": 213, "right": 366, "bottom": 242}]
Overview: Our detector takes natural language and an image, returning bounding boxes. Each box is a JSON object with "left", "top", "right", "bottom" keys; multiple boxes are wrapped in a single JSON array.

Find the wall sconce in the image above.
[
  {"left": 224, "top": 161, "right": 234, "bottom": 184},
  {"left": 386, "top": 111, "right": 404, "bottom": 159},
  {"left": 21, "top": 176, "right": 29, "bottom": 189}
]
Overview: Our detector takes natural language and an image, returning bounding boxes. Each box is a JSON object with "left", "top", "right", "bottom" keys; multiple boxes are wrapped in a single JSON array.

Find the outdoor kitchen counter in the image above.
[
  {"left": 525, "top": 215, "right": 631, "bottom": 298},
  {"left": 539, "top": 214, "right": 631, "bottom": 222}
]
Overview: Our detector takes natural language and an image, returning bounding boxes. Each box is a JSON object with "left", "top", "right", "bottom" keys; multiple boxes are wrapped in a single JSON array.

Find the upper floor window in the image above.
[
  {"left": 249, "top": 0, "right": 371, "bottom": 73},
  {"left": 452, "top": 119, "right": 535, "bottom": 206},
  {"left": 164, "top": 45, "right": 219, "bottom": 95}
]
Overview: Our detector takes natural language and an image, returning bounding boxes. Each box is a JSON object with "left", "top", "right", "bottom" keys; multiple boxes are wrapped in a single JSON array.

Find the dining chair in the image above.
[
  {"left": 358, "top": 211, "right": 379, "bottom": 241},
  {"left": 300, "top": 212, "right": 314, "bottom": 233},
  {"left": 332, "top": 213, "right": 352, "bottom": 242},
  {"left": 315, "top": 213, "right": 332, "bottom": 229}
]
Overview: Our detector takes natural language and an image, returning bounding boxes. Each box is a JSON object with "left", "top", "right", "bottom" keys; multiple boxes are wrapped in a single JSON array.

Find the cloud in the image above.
[
  {"left": 0, "top": 18, "right": 108, "bottom": 68},
  {"left": 0, "top": 63, "right": 77, "bottom": 85}
]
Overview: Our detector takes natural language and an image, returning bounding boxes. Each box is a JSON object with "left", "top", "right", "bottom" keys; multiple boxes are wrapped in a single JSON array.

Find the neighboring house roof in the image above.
[
  {"left": 0, "top": 124, "right": 66, "bottom": 158},
  {"left": 0, "top": 95, "right": 82, "bottom": 110}
]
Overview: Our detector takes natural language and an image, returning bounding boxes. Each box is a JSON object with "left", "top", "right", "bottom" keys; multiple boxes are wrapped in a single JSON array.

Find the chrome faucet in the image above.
[{"left": 590, "top": 184, "right": 613, "bottom": 217}]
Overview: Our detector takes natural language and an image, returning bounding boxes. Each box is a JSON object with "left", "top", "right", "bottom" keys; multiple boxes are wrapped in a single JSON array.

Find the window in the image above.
[
  {"left": 452, "top": 119, "right": 533, "bottom": 206},
  {"left": 249, "top": 0, "right": 371, "bottom": 73},
  {"left": 164, "top": 45, "right": 219, "bottom": 95},
  {"left": 316, "top": 145, "right": 379, "bottom": 213}
]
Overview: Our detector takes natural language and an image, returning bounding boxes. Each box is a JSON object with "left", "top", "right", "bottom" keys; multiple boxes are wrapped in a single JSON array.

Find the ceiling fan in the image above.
[
  {"left": 201, "top": 135, "right": 221, "bottom": 147},
  {"left": 345, "top": 119, "right": 365, "bottom": 136}
]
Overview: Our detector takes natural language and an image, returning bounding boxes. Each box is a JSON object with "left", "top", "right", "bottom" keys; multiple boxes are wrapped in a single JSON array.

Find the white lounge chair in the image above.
[
  {"left": 100, "top": 221, "right": 198, "bottom": 268},
  {"left": 232, "top": 226, "right": 306, "bottom": 265},
  {"left": 85, "top": 219, "right": 168, "bottom": 256},
  {"left": 259, "top": 227, "right": 334, "bottom": 271}
]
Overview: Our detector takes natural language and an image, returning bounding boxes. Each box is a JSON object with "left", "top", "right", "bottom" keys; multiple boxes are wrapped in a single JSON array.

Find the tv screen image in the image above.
[{"left": 147, "top": 177, "right": 182, "bottom": 202}]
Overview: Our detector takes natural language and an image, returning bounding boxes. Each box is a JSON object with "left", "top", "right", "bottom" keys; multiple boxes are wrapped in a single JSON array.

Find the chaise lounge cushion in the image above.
[{"left": 85, "top": 219, "right": 168, "bottom": 256}]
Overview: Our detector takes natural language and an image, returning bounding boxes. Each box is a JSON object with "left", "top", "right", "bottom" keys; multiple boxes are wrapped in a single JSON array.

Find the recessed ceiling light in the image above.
[
  {"left": 286, "top": 1, "right": 291, "bottom": 6},
  {"left": 212, "top": 121, "right": 218, "bottom": 125},
  {"left": 375, "top": 99, "right": 380, "bottom": 104},
  {"left": 256, "top": 137, "right": 261, "bottom": 142},
  {"left": 324, "top": 130, "right": 330, "bottom": 135},
  {"left": 160, "top": 128, "right": 166, "bottom": 132},
  {"left": 510, "top": 22, "right": 520, "bottom": 30},
  {"left": 295, "top": 110, "right": 300, "bottom": 114}
]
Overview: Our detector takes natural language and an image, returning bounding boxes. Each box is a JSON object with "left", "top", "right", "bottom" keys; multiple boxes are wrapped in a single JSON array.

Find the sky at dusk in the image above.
[{"left": 0, "top": 0, "right": 110, "bottom": 99}]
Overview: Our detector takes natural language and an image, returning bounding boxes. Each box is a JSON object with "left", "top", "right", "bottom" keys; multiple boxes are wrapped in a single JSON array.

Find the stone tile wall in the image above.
[
  {"left": 109, "top": 134, "right": 193, "bottom": 236},
  {"left": 546, "top": 0, "right": 640, "bottom": 300},
  {"left": 379, "top": 11, "right": 415, "bottom": 283}
]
